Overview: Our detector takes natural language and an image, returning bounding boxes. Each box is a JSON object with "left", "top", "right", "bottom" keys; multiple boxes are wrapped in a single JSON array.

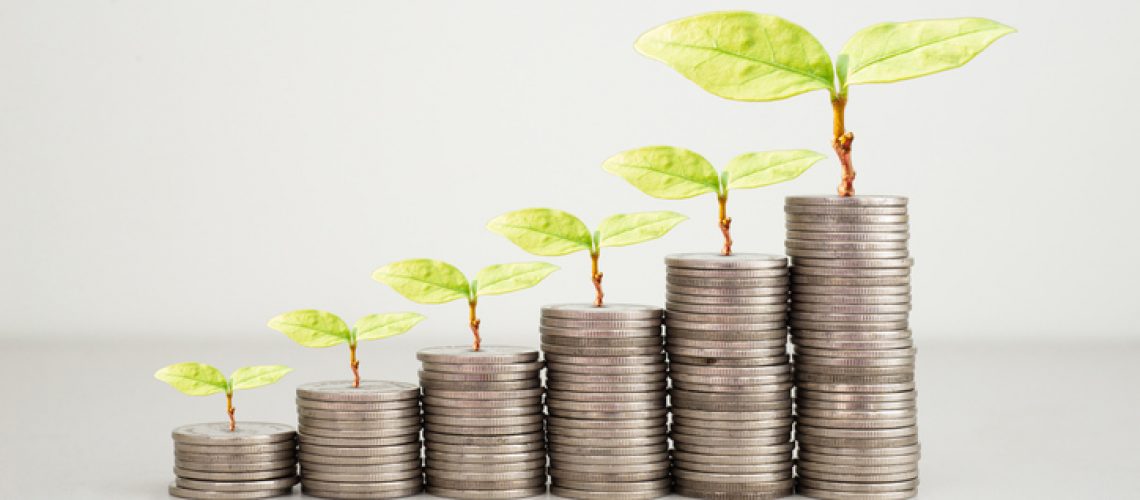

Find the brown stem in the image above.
[
  {"left": 717, "top": 194, "right": 733, "bottom": 256},
  {"left": 225, "top": 392, "right": 235, "bottom": 432},
  {"left": 349, "top": 343, "right": 360, "bottom": 388},
  {"left": 468, "top": 300, "right": 481, "bottom": 351},
  {"left": 590, "top": 251, "right": 604, "bottom": 307},
  {"left": 832, "top": 96, "right": 856, "bottom": 197}
]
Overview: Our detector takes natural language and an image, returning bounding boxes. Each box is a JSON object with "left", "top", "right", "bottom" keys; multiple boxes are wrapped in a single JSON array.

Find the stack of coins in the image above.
[
  {"left": 417, "top": 346, "right": 546, "bottom": 499},
  {"left": 295, "top": 381, "right": 423, "bottom": 499},
  {"left": 541, "top": 304, "right": 670, "bottom": 500},
  {"left": 664, "top": 253, "right": 796, "bottom": 499},
  {"left": 169, "top": 422, "right": 298, "bottom": 499},
  {"left": 785, "top": 195, "right": 920, "bottom": 500}
]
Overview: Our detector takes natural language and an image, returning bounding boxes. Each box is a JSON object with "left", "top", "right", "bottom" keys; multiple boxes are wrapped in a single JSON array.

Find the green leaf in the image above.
[
  {"left": 267, "top": 309, "right": 351, "bottom": 348},
  {"left": 635, "top": 11, "right": 834, "bottom": 101},
  {"left": 602, "top": 146, "right": 719, "bottom": 199},
  {"left": 155, "top": 362, "right": 228, "bottom": 396},
  {"left": 373, "top": 259, "right": 470, "bottom": 304},
  {"left": 354, "top": 312, "right": 426, "bottom": 342},
  {"left": 230, "top": 365, "right": 292, "bottom": 391},
  {"left": 839, "top": 18, "right": 1015, "bottom": 90},
  {"left": 475, "top": 262, "right": 559, "bottom": 297},
  {"left": 487, "top": 208, "right": 593, "bottom": 256},
  {"left": 724, "top": 150, "right": 825, "bottom": 190},
  {"left": 597, "top": 211, "right": 688, "bottom": 248}
]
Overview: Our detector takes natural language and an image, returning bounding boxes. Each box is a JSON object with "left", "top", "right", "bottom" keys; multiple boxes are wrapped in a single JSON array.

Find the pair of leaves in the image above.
[
  {"left": 635, "top": 13, "right": 1014, "bottom": 100},
  {"left": 267, "top": 310, "right": 425, "bottom": 348},
  {"left": 486, "top": 208, "right": 687, "bottom": 256},
  {"left": 603, "top": 147, "right": 824, "bottom": 200},
  {"left": 155, "top": 362, "right": 291, "bottom": 396},
  {"left": 373, "top": 259, "right": 558, "bottom": 304}
]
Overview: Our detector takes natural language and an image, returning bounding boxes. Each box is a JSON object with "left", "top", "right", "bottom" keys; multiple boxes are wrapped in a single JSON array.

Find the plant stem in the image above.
[
  {"left": 831, "top": 96, "right": 856, "bottom": 197},
  {"left": 349, "top": 343, "right": 360, "bottom": 388},
  {"left": 717, "top": 193, "right": 733, "bottom": 256},
  {"left": 468, "top": 299, "right": 481, "bottom": 351},
  {"left": 590, "top": 251, "right": 604, "bottom": 307},
  {"left": 225, "top": 392, "right": 235, "bottom": 432}
]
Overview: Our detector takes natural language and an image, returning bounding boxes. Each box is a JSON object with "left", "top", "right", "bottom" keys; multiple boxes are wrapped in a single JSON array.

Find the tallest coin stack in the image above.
[{"left": 784, "top": 195, "right": 920, "bottom": 500}]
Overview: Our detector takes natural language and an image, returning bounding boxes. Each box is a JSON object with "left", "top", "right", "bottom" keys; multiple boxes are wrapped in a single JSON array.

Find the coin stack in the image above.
[
  {"left": 294, "top": 380, "right": 424, "bottom": 499},
  {"left": 541, "top": 304, "right": 670, "bottom": 500},
  {"left": 417, "top": 346, "right": 547, "bottom": 499},
  {"left": 169, "top": 422, "right": 298, "bottom": 499},
  {"left": 664, "top": 253, "right": 796, "bottom": 499},
  {"left": 785, "top": 195, "right": 920, "bottom": 500}
]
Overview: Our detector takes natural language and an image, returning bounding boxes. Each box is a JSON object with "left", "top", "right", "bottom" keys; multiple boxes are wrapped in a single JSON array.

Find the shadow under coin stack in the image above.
[
  {"left": 417, "top": 346, "right": 547, "bottom": 499},
  {"left": 541, "top": 304, "right": 671, "bottom": 500},
  {"left": 169, "top": 422, "right": 298, "bottom": 499},
  {"left": 295, "top": 381, "right": 424, "bottom": 499},
  {"left": 664, "top": 253, "right": 796, "bottom": 499},
  {"left": 784, "top": 195, "right": 920, "bottom": 500}
]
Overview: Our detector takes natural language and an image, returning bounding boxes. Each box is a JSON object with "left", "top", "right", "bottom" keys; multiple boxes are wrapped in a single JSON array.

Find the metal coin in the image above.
[
  {"left": 420, "top": 395, "right": 541, "bottom": 408},
  {"left": 792, "top": 329, "right": 911, "bottom": 341},
  {"left": 793, "top": 294, "right": 911, "bottom": 305},
  {"left": 549, "top": 452, "right": 669, "bottom": 466},
  {"left": 423, "top": 486, "right": 547, "bottom": 499},
  {"left": 670, "top": 399, "right": 792, "bottom": 413},
  {"left": 423, "top": 405, "right": 541, "bottom": 417},
  {"left": 791, "top": 321, "right": 910, "bottom": 332},
  {"left": 299, "top": 443, "right": 421, "bottom": 458},
  {"left": 798, "top": 425, "right": 918, "bottom": 439},
  {"left": 541, "top": 344, "right": 663, "bottom": 357},
  {"left": 796, "top": 470, "right": 916, "bottom": 483},
  {"left": 785, "top": 195, "right": 907, "bottom": 207},
  {"left": 667, "top": 276, "right": 789, "bottom": 287},
  {"left": 548, "top": 469, "right": 667, "bottom": 482},
  {"left": 795, "top": 478, "right": 918, "bottom": 495},
  {"left": 302, "top": 486, "right": 423, "bottom": 500},
  {"left": 793, "top": 266, "right": 911, "bottom": 279},
  {"left": 791, "top": 257, "right": 914, "bottom": 269},
  {"left": 424, "top": 423, "right": 543, "bottom": 436},
  {"left": 666, "top": 302, "right": 787, "bottom": 314},
  {"left": 174, "top": 476, "right": 299, "bottom": 493},
  {"left": 785, "top": 204, "right": 907, "bottom": 215},
  {"left": 672, "top": 416, "right": 794, "bottom": 431},
  {"left": 174, "top": 458, "right": 295, "bottom": 473},
  {"left": 417, "top": 370, "right": 536, "bottom": 382},
  {"left": 551, "top": 478, "right": 671, "bottom": 492},
  {"left": 666, "top": 346, "right": 788, "bottom": 358},
  {"left": 544, "top": 361, "right": 665, "bottom": 375},
  {"left": 298, "top": 425, "right": 421, "bottom": 439},
  {"left": 547, "top": 372, "right": 666, "bottom": 384},
  {"left": 298, "top": 417, "right": 419, "bottom": 431},
  {"left": 174, "top": 451, "right": 294, "bottom": 463},
  {"left": 788, "top": 249, "right": 910, "bottom": 259},
  {"left": 667, "top": 337, "right": 787, "bottom": 349},
  {"left": 667, "top": 354, "right": 789, "bottom": 367},
  {"left": 793, "top": 364, "right": 915, "bottom": 377},
  {"left": 666, "top": 293, "right": 788, "bottom": 306},
  {"left": 296, "top": 381, "right": 419, "bottom": 403},
  {"left": 173, "top": 466, "right": 295, "bottom": 482},
  {"left": 801, "top": 444, "right": 921, "bottom": 457},
  {"left": 547, "top": 380, "right": 666, "bottom": 393},
  {"left": 548, "top": 461, "right": 669, "bottom": 474},
  {"left": 545, "top": 390, "right": 666, "bottom": 402},
  {"left": 669, "top": 363, "right": 791, "bottom": 376},
  {"left": 418, "top": 378, "right": 540, "bottom": 391},
  {"left": 541, "top": 335, "right": 661, "bottom": 348},
  {"left": 425, "top": 469, "right": 546, "bottom": 482},
  {"left": 671, "top": 433, "right": 790, "bottom": 447},
  {"left": 667, "top": 284, "right": 788, "bottom": 297},
  {"left": 551, "top": 485, "right": 670, "bottom": 498},
  {"left": 301, "top": 478, "right": 423, "bottom": 494},
  {"left": 672, "top": 460, "right": 790, "bottom": 474},
  {"left": 794, "top": 347, "right": 916, "bottom": 358},
  {"left": 667, "top": 311, "right": 788, "bottom": 324},
  {"left": 546, "top": 415, "right": 665, "bottom": 429},
  {"left": 795, "top": 373, "right": 913, "bottom": 384},
  {"left": 420, "top": 360, "right": 544, "bottom": 374},
  {"left": 672, "top": 381, "right": 793, "bottom": 394},
  {"left": 416, "top": 345, "right": 539, "bottom": 364},
  {"left": 666, "top": 253, "right": 787, "bottom": 270},
  {"left": 547, "top": 443, "right": 668, "bottom": 456},
  {"left": 796, "top": 389, "right": 917, "bottom": 403},
  {"left": 300, "top": 450, "right": 420, "bottom": 465},
  {"left": 425, "top": 458, "right": 544, "bottom": 472},
  {"left": 173, "top": 423, "right": 296, "bottom": 446},
  {"left": 167, "top": 484, "right": 293, "bottom": 499},
  {"left": 792, "top": 302, "right": 911, "bottom": 313},
  {"left": 797, "top": 408, "right": 918, "bottom": 420},
  {"left": 547, "top": 399, "right": 663, "bottom": 412},
  {"left": 423, "top": 414, "right": 543, "bottom": 427},
  {"left": 792, "top": 276, "right": 911, "bottom": 288},
  {"left": 424, "top": 432, "right": 543, "bottom": 446},
  {"left": 787, "top": 222, "right": 909, "bottom": 233},
  {"left": 299, "top": 434, "right": 418, "bottom": 447},
  {"left": 547, "top": 408, "right": 667, "bottom": 420},
  {"left": 797, "top": 381, "right": 916, "bottom": 393},
  {"left": 539, "top": 326, "right": 662, "bottom": 338},
  {"left": 297, "top": 408, "right": 421, "bottom": 421},
  {"left": 672, "top": 408, "right": 790, "bottom": 421},
  {"left": 788, "top": 230, "right": 909, "bottom": 242},
  {"left": 542, "top": 303, "right": 662, "bottom": 320},
  {"left": 792, "top": 284, "right": 911, "bottom": 296},
  {"left": 424, "top": 449, "right": 546, "bottom": 463},
  {"left": 302, "top": 460, "right": 421, "bottom": 473},
  {"left": 666, "top": 328, "right": 787, "bottom": 342},
  {"left": 794, "top": 355, "right": 915, "bottom": 367},
  {"left": 420, "top": 388, "right": 543, "bottom": 399},
  {"left": 665, "top": 320, "right": 786, "bottom": 332},
  {"left": 548, "top": 426, "right": 667, "bottom": 439},
  {"left": 797, "top": 453, "right": 920, "bottom": 467},
  {"left": 425, "top": 441, "right": 545, "bottom": 454},
  {"left": 672, "top": 468, "right": 793, "bottom": 483},
  {"left": 667, "top": 267, "right": 789, "bottom": 278},
  {"left": 786, "top": 213, "right": 908, "bottom": 224},
  {"left": 295, "top": 398, "right": 419, "bottom": 411},
  {"left": 541, "top": 318, "right": 661, "bottom": 329},
  {"left": 544, "top": 353, "right": 664, "bottom": 365},
  {"left": 797, "top": 462, "right": 919, "bottom": 476},
  {"left": 792, "top": 312, "right": 910, "bottom": 323},
  {"left": 672, "top": 450, "right": 792, "bottom": 465},
  {"left": 796, "top": 399, "right": 916, "bottom": 411},
  {"left": 794, "top": 487, "right": 917, "bottom": 500},
  {"left": 797, "top": 435, "right": 919, "bottom": 448},
  {"left": 175, "top": 442, "right": 296, "bottom": 455},
  {"left": 302, "top": 468, "right": 422, "bottom": 482},
  {"left": 425, "top": 477, "right": 546, "bottom": 490},
  {"left": 670, "top": 424, "right": 790, "bottom": 438}
]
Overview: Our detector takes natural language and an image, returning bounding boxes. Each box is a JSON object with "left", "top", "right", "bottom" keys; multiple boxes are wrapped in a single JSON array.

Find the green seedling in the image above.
[
  {"left": 267, "top": 309, "right": 425, "bottom": 388},
  {"left": 604, "top": 148, "right": 823, "bottom": 255},
  {"left": 487, "top": 208, "right": 686, "bottom": 306},
  {"left": 372, "top": 259, "right": 558, "bottom": 351},
  {"left": 635, "top": 13, "right": 1014, "bottom": 196},
  {"left": 154, "top": 362, "right": 292, "bottom": 431}
]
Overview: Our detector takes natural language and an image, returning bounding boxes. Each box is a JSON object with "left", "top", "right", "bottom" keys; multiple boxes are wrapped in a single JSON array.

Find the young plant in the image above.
[
  {"left": 267, "top": 310, "right": 425, "bottom": 388},
  {"left": 487, "top": 208, "right": 686, "bottom": 306},
  {"left": 154, "top": 362, "right": 292, "bottom": 431},
  {"left": 635, "top": 13, "right": 1015, "bottom": 196},
  {"left": 372, "top": 259, "right": 558, "bottom": 351},
  {"left": 603, "top": 148, "right": 822, "bottom": 255}
]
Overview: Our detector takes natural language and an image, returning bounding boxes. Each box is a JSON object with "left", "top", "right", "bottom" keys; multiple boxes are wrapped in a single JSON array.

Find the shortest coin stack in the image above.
[
  {"left": 170, "top": 422, "right": 298, "bottom": 499},
  {"left": 418, "top": 346, "right": 547, "bottom": 500},
  {"left": 296, "top": 380, "right": 424, "bottom": 499}
]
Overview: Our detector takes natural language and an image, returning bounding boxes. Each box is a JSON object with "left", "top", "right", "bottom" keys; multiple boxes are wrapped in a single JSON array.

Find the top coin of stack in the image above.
[
  {"left": 295, "top": 380, "right": 424, "bottom": 499},
  {"left": 417, "top": 346, "right": 547, "bottom": 500},
  {"left": 169, "top": 422, "right": 298, "bottom": 500},
  {"left": 664, "top": 253, "right": 796, "bottom": 499},
  {"left": 541, "top": 303, "right": 671, "bottom": 500},
  {"left": 785, "top": 195, "right": 920, "bottom": 500}
]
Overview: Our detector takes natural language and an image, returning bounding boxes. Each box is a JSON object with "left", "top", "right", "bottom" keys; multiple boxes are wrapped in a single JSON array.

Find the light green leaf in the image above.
[
  {"left": 354, "top": 312, "right": 426, "bottom": 342},
  {"left": 725, "top": 150, "right": 825, "bottom": 190},
  {"left": 475, "top": 262, "right": 559, "bottom": 297},
  {"left": 603, "top": 146, "right": 719, "bottom": 200},
  {"left": 230, "top": 365, "right": 292, "bottom": 391},
  {"left": 373, "top": 259, "right": 470, "bottom": 304},
  {"left": 635, "top": 11, "right": 834, "bottom": 101},
  {"left": 597, "top": 211, "right": 688, "bottom": 248},
  {"left": 155, "top": 362, "right": 228, "bottom": 396},
  {"left": 487, "top": 208, "right": 593, "bottom": 256},
  {"left": 267, "top": 309, "right": 351, "bottom": 348},
  {"left": 839, "top": 18, "right": 1015, "bottom": 90}
]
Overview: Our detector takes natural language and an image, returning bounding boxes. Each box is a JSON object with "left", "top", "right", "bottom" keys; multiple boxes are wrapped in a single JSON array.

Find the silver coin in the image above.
[
  {"left": 794, "top": 338, "right": 914, "bottom": 350},
  {"left": 670, "top": 423, "right": 790, "bottom": 437},
  {"left": 791, "top": 321, "right": 911, "bottom": 332},
  {"left": 794, "top": 355, "right": 915, "bottom": 368},
  {"left": 798, "top": 427, "right": 918, "bottom": 442},
  {"left": 294, "top": 398, "right": 419, "bottom": 412},
  {"left": 541, "top": 344, "right": 663, "bottom": 357},
  {"left": 424, "top": 423, "right": 543, "bottom": 436},
  {"left": 551, "top": 477, "right": 671, "bottom": 492},
  {"left": 800, "top": 443, "right": 921, "bottom": 456},
  {"left": 796, "top": 469, "right": 917, "bottom": 483},
  {"left": 297, "top": 407, "right": 421, "bottom": 421},
  {"left": 419, "top": 360, "right": 544, "bottom": 374},
  {"left": 426, "top": 477, "right": 546, "bottom": 490},
  {"left": 549, "top": 452, "right": 669, "bottom": 466},
  {"left": 787, "top": 230, "right": 909, "bottom": 242},
  {"left": 797, "top": 408, "right": 917, "bottom": 420},
  {"left": 792, "top": 276, "right": 911, "bottom": 288},
  {"left": 549, "top": 442, "right": 667, "bottom": 456},
  {"left": 791, "top": 257, "right": 914, "bottom": 269},
  {"left": 673, "top": 462, "right": 791, "bottom": 478},
  {"left": 173, "top": 423, "right": 295, "bottom": 446},
  {"left": 299, "top": 449, "right": 420, "bottom": 464},
  {"left": 167, "top": 484, "right": 293, "bottom": 499},
  {"left": 303, "top": 468, "right": 422, "bottom": 482},
  {"left": 416, "top": 345, "right": 539, "bottom": 364},
  {"left": 787, "top": 222, "right": 909, "bottom": 233},
  {"left": 425, "top": 458, "right": 544, "bottom": 472},
  {"left": 672, "top": 417, "right": 794, "bottom": 431},
  {"left": 298, "top": 425, "right": 420, "bottom": 439},
  {"left": 666, "top": 345, "right": 788, "bottom": 358},
  {"left": 424, "top": 486, "right": 546, "bottom": 499},
  {"left": 544, "top": 353, "right": 664, "bottom": 365},
  {"left": 418, "top": 378, "right": 540, "bottom": 391},
  {"left": 667, "top": 267, "right": 789, "bottom": 278},
  {"left": 423, "top": 414, "right": 543, "bottom": 427},
  {"left": 794, "top": 365, "right": 915, "bottom": 378},
  {"left": 420, "top": 387, "right": 543, "bottom": 399},
  {"left": 549, "top": 461, "right": 669, "bottom": 474},
  {"left": 423, "top": 405, "right": 541, "bottom": 417},
  {"left": 541, "top": 318, "right": 661, "bottom": 329},
  {"left": 548, "top": 469, "right": 667, "bottom": 483},
  {"left": 672, "top": 451, "right": 791, "bottom": 467},
  {"left": 174, "top": 476, "right": 299, "bottom": 493},
  {"left": 668, "top": 354, "right": 789, "bottom": 367},
  {"left": 667, "top": 337, "right": 787, "bottom": 349},
  {"left": 797, "top": 381, "right": 916, "bottom": 393},
  {"left": 792, "top": 312, "right": 910, "bottom": 324},
  {"left": 547, "top": 399, "right": 663, "bottom": 412},
  {"left": 795, "top": 487, "right": 917, "bottom": 500},
  {"left": 666, "top": 292, "right": 788, "bottom": 306},
  {"left": 301, "top": 478, "right": 423, "bottom": 494},
  {"left": 797, "top": 452, "right": 919, "bottom": 467},
  {"left": 670, "top": 372, "right": 792, "bottom": 385},
  {"left": 797, "top": 434, "right": 919, "bottom": 448},
  {"left": 545, "top": 416, "right": 666, "bottom": 430},
  {"left": 669, "top": 363, "right": 791, "bottom": 376},
  {"left": 302, "top": 460, "right": 421, "bottom": 473},
  {"left": 542, "top": 303, "right": 662, "bottom": 320},
  {"left": 547, "top": 426, "right": 667, "bottom": 439},
  {"left": 298, "top": 417, "right": 419, "bottom": 431},
  {"left": 299, "top": 434, "right": 418, "bottom": 447},
  {"left": 666, "top": 253, "right": 787, "bottom": 270},
  {"left": 547, "top": 408, "right": 668, "bottom": 420},
  {"left": 667, "top": 276, "right": 789, "bottom": 288},
  {"left": 672, "top": 468, "right": 793, "bottom": 484},
  {"left": 174, "top": 450, "right": 295, "bottom": 463},
  {"left": 424, "top": 431, "right": 543, "bottom": 446},
  {"left": 667, "top": 284, "right": 788, "bottom": 297},
  {"left": 425, "top": 441, "right": 545, "bottom": 454},
  {"left": 420, "top": 396, "right": 541, "bottom": 408},
  {"left": 173, "top": 466, "right": 295, "bottom": 482},
  {"left": 302, "top": 486, "right": 423, "bottom": 500},
  {"left": 796, "top": 389, "right": 917, "bottom": 403},
  {"left": 296, "top": 381, "right": 419, "bottom": 403},
  {"left": 551, "top": 485, "right": 670, "bottom": 499},
  {"left": 665, "top": 321, "right": 786, "bottom": 332},
  {"left": 667, "top": 328, "right": 787, "bottom": 341},
  {"left": 666, "top": 311, "right": 788, "bottom": 324},
  {"left": 545, "top": 390, "right": 666, "bottom": 402},
  {"left": 798, "top": 416, "right": 919, "bottom": 430},
  {"left": 671, "top": 399, "right": 792, "bottom": 412},
  {"left": 785, "top": 205, "right": 907, "bottom": 215},
  {"left": 672, "top": 408, "right": 790, "bottom": 421},
  {"left": 174, "top": 457, "right": 295, "bottom": 473},
  {"left": 541, "top": 335, "right": 661, "bottom": 348},
  {"left": 671, "top": 433, "right": 790, "bottom": 448},
  {"left": 793, "top": 294, "right": 911, "bottom": 305},
  {"left": 792, "top": 329, "right": 912, "bottom": 341},
  {"left": 424, "top": 449, "right": 546, "bottom": 464},
  {"left": 547, "top": 380, "right": 666, "bottom": 393},
  {"left": 792, "top": 301, "right": 912, "bottom": 313},
  {"left": 792, "top": 284, "right": 911, "bottom": 296},
  {"left": 417, "top": 370, "right": 536, "bottom": 382},
  {"left": 300, "top": 444, "right": 422, "bottom": 459},
  {"left": 786, "top": 213, "right": 909, "bottom": 224},
  {"left": 666, "top": 302, "right": 787, "bottom": 314},
  {"left": 175, "top": 442, "right": 295, "bottom": 455},
  {"left": 788, "top": 249, "right": 910, "bottom": 260},
  {"left": 785, "top": 195, "right": 907, "bottom": 207},
  {"left": 794, "top": 347, "right": 916, "bottom": 359},
  {"left": 425, "top": 469, "right": 547, "bottom": 482},
  {"left": 796, "top": 477, "right": 918, "bottom": 494},
  {"left": 539, "top": 326, "right": 662, "bottom": 339},
  {"left": 671, "top": 380, "right": 793, "bottom": 394},
  {"left": 546, "top": 372, "right": 666, "bottom": 384},
  {"left": 796, "top": 398, "right": 916, "bottom": 411}
]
